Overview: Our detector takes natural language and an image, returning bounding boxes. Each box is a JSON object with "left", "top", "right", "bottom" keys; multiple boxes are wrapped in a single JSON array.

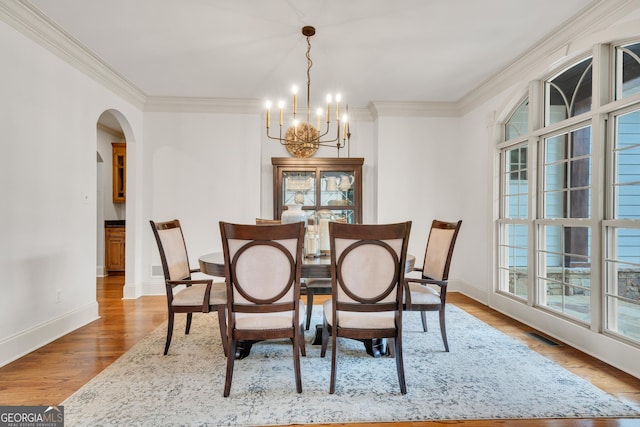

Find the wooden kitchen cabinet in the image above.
[
  {"left": 112, "top": 142, "right": 126, "bottom": 203},
  {"left": 105, "top": 224, "right": 125, "bottom": 274}
]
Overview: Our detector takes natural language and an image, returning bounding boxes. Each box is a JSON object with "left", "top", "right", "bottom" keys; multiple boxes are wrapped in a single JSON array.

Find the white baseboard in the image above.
[
  {"left": 141, "top": 280, "right": 166, "bottom": 296},
  {"left": 0, "top": 302, "right": 99, "bottom": 368},
  {"left": 96, "top": 265, "right": 106, "bottom": 277}
]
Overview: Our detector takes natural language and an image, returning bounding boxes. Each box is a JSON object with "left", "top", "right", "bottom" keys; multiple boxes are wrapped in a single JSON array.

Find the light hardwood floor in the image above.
[{"left": 1, "top": 276, "right": 639, "bottom": 427}]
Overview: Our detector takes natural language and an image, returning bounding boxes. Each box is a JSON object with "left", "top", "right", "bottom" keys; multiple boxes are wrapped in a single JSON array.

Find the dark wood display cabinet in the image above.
[{"left": 272, "top": 157, "right": 364, "bottom": 223}]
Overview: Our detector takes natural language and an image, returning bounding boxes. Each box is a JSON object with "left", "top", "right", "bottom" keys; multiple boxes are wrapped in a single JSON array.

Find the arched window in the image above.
[{"left": 545, "top": 57, "right": 592, "bottom": 125}]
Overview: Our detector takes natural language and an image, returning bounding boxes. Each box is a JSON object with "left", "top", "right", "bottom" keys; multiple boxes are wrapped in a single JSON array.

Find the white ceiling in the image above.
[{"left": 28, "top": 0, "right": 595, "bottom": 109}]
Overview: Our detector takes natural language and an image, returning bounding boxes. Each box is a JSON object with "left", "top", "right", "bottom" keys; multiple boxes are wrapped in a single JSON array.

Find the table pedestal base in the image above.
[{"left": 311, "top": 324, "right": 388, "bottom": 357}]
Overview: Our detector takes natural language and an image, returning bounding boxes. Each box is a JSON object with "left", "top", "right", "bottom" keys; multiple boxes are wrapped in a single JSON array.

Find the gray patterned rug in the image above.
[{"left": 62, "top": 305, "right": 640, "bottom": 426}]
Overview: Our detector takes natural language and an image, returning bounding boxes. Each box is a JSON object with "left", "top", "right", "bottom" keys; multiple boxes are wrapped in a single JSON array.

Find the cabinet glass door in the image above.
[
  {"left": 320, "top": 171, "right": 355, "bottom": 223},
  {"left": 283, "top": 171, "right": 316, "bottom": 206}
]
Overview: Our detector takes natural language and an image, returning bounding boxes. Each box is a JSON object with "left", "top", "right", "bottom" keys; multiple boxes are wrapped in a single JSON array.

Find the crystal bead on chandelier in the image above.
[{"left": 265, "top": 26, "right": 350, "bottom": 158}]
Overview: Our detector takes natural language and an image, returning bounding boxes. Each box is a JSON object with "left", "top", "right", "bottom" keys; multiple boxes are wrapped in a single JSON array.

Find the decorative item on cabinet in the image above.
[
  {"left": 304, "top": 213, "right": 320, "bottom": 258},
  {"left": 111, "top": 142, "right": 126, "bottom": 203},
  {"left": 105, "top": 220, "right": 125, "bottom": 274},
  {"left": 281, "top": 204, "right": 308, "bottom": 225},
  {"left": 316, "top": 209, "right": 335, "bottom": 256}
]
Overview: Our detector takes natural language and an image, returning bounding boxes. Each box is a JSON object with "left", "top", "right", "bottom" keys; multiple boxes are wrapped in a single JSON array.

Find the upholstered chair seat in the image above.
[
  {"left": 322, "top": 300, "right": 395, "bottom": 329},
  {"left": 404, "top": 282, "right": 441, "bottom": 305},
  {"left": 172, "top": 282, "right": 227, "bottom": 306},
  {"left": 234, "top": 303, "right": 306, "bottom": 330}
]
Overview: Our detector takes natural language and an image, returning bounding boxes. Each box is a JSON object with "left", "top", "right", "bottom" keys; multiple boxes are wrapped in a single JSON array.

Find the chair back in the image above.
[
  {"left": 330, "top": 222, "right": 411, "bottom": 316},
  {"left": 220, "top": 222, "right": 304, "bottom": 317},
  {"left": 422, "top": 220, "right": 462, "bottom": 281},
  {"left": 255, "top": 218, "right": 281, "bottom": 225},
  {"left": 150, "top": 219, "right": 191, "bottom": 281}
]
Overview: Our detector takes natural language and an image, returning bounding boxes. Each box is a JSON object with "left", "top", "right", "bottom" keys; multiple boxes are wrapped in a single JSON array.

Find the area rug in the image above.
[{"left": 62, "top": 305, "right": 640, "bottom": 426}]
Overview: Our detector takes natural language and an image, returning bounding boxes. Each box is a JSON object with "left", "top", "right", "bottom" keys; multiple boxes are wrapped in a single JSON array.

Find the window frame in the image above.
[{"left": 496, "top": 40, "right": 640, "bottom": 345}]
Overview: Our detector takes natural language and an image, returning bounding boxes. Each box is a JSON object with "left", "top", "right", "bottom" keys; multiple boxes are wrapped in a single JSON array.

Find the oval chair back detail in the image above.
[
  {"left": 219, "top": 221, "right": 306, "bottom": 397},
  {"left": 320, "top": 221, "right": 412, "bottom": 394}
]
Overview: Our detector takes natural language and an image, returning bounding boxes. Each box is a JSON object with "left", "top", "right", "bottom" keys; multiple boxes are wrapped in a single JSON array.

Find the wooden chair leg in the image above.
[
  {"left": 329, "top": 333, "right": 338, "bottom": 394},
  {"left": 164, "top": 311, "right": 175, "bottom": 355},
  {"left": 420, "top": 310, "right": 428, "bottom": 332},
  {"left": 293, "top": 334, "right": 303, "bottom": 393},
  {"left": 299, "top": 324, "right": 306, "bottom": 357},
  {"left": 185, "top": 312, "right": 193, "bottom": 334},
  {"left": 439, "top": 307, "right": 449, "bottom": 352},
  {"left": 395, "top": 333, "right": 407, "bottom": 394},
  {"left": 305, "top": 288, "right": 314, "bottom": 330},
  {"left": 216, "top": 306, "right": 228, "bottom": 357},
  {"left": 223, "top": 339, "right": 237, "bottom": 397},
  {"left": 387, "top": 337, "right": 395, "bottom": 358},
  {"left": 320, "top": 316, "right": 330, "bottom": 357}
]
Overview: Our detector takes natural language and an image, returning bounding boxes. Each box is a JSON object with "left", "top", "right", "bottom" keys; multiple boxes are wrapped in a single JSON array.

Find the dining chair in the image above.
[
  {"left": 404, "top": 219, "right": 462, "bottom": 352},
  {"left": 320, "top": 221, "right": 412, "bottom": 394},
  {"left": 219, "top": 221, "right": 306, "bottom": 397},
  {"left": 149, "top": 219, "right": 228, "bottom": 356},
  {"left": 255, "top": 218, "right": 281, "bottom": 225}
]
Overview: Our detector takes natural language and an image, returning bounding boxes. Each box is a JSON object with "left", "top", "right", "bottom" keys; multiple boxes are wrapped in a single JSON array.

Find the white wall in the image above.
[
  {"left": 0, "top": 19, "right": 143, "bottom": 366},
  {"left": 142, "top": 111, "right": 263, "bottom": 290},
  {"left": 375, "top": 115, "right": 464, "bottom": 272}
]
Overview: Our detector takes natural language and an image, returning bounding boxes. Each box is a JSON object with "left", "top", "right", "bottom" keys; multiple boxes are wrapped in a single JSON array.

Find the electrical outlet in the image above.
[{"left": 55, "top": 289, "right": 62, "bottom": 303}]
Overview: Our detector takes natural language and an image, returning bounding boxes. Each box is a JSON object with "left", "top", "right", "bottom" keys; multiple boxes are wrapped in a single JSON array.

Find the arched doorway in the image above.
[{"left": 97, "top": 111, "right": 126, "bottom": 278}]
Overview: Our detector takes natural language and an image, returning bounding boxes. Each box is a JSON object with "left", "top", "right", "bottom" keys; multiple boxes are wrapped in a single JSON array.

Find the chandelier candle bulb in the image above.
[
  {"left": 278, "top": 100, "right": 284, "bottom": 126},
  {"left": 292, "top": 85, "right": 298, "bottom": 116},
  {"left": 326, "top": 94, "right": 331, "bottom": 123},
  {"left": 265, "top": 101, "right": 271, "bottom": 128}
]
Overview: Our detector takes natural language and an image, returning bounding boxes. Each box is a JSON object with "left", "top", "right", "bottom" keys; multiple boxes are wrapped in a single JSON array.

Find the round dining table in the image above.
[
  {"left": 198, "top": 252, "right": 415, "bottom": 358},
  {"left": 198, "top": 252, "right": 415, "bottom": 279}
]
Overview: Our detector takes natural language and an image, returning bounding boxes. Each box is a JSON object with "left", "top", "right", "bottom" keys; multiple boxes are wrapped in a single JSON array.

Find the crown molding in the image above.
[
  {"left": 4, "top": 0, "right": 637, "bottom": 120},
  {"left": 368, "top": 101, "right": 460, "bottom": 119},
  {"left": 0, "top": 0, "right": 146, "bottom": 109},
  {"left": 143, "top": 97, "right": 262, "bottom": 114},
  {"left": 457, "top": 0, "right": 638, "bottom": 116}
]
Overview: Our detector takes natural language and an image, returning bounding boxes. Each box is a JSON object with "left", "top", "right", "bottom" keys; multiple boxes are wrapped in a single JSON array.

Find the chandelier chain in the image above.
[{"left": 306, "top": 34, "right": 313, "bottom": 124}]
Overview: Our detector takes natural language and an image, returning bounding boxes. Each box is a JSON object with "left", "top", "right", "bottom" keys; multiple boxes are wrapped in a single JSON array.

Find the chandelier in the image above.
[{"left": 265, "top": 26, "right": 350, "bottom": 158}]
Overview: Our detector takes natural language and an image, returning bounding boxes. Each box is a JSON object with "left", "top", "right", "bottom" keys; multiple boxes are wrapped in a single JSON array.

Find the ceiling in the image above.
[{"left": 28, "top": 0, "right": 595, "bottom": 109}]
